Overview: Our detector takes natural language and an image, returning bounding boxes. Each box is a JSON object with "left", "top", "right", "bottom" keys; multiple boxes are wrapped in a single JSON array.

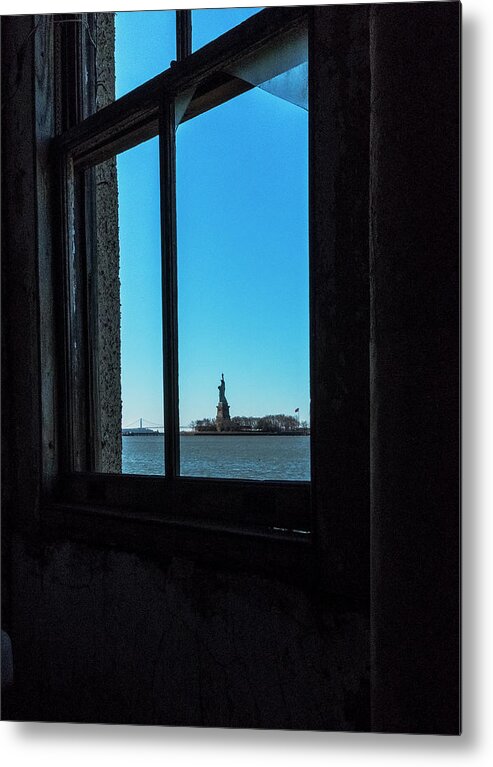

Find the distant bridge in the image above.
[
  {"left": 123, "top": 418, "right": 163, "bottom": 432},
  {"left": 122, "top": 418, "right": 192, "bottom": 434}
]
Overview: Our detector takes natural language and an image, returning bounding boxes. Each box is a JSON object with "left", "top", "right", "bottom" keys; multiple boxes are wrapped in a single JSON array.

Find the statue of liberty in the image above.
[
  {"left": 218, "top": 373, "right": 228, "bottom": 405},
  {"left": 216, "top": 373, "right": 231, "bottom": 430}
]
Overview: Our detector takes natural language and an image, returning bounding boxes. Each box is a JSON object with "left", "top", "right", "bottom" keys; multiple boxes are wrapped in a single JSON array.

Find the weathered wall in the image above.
[
  {"left": 5, "top": 534, "right": 369, "bottom": 728},
  {"left": 369, "top": 2, "right": 460, "bottom": 734},
  {"left": 94, "top": 13, "right": 122, "bottom": 472},
  {"left": 1, "top": 14, "right": 43, "bottom": 533}
]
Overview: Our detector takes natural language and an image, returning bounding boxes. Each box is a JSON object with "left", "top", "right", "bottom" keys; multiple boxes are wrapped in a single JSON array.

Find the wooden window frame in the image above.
[{"left": 47, "top": 5, "right": 371, "bottom": 594}]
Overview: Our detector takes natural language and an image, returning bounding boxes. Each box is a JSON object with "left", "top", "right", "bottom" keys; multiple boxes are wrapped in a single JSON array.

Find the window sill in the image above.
[
  {"left": 41, "top": 497, "right": 314, "bottom": 587},
  {"left": 54, "top": 472, "right": 311, "bottom": 529}
]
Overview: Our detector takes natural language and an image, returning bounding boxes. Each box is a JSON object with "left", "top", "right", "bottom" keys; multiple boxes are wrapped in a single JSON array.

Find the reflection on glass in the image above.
[
  {"left": 92, "top": 138, "right": 164, "bottom": 475},
  {"left": 115, "top": 11, "right": 176, "bottom": 98},
  {"left": 192, "top": 7, "right": 262, "bottom": 51},
  {"left": 176, "top": 40, "right": 309, "bottom": 481},
  {"left": 226, "top": 25, "right": 308, "bottom": 110}
]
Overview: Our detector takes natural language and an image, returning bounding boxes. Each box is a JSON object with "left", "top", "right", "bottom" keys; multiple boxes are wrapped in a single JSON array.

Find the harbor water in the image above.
[{"left": 122, "top": 434, "right": 310, "bottom": 481}]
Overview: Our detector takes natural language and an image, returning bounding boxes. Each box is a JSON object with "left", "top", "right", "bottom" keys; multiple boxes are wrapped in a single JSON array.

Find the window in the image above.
[
  {"left": 115, "top": 10, "right": 176, "bottom": 98},
  {"left": 56, "top": 6, "right": 312, "bottom": 535},
  {"left": 192, "top": 6, "right": 262, "bottom": 50},
  {"left": 89, "top": 138, "right": 164, "bottom": 475},
  {"left": 176, "top": 25, "right": 309, "bottom": 481},
  {"left": 36, "top": 0, "right": 383, "bottom": 602}
]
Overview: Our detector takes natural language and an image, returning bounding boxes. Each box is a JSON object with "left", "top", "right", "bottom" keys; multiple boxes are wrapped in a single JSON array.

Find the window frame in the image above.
[
  {"left": 52, "top": 7, "right": 314, "bottom": 540},
  {"left": 47, "top": 4, "right": 372, "bottom": 595}
]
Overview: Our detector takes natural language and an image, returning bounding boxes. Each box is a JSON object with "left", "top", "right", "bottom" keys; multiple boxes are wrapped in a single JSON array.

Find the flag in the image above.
[{"left": 294, "top": 408, "right": 299, "bottom": 413}]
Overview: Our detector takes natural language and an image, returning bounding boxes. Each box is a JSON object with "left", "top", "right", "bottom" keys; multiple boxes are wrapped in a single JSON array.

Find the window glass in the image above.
[
  {"left": 90, "top": 138, "right": 165, "bottom": 475},
  {"left": 192, "top": 7, "right": 262, "bottom": 51},
  {"left": 176, "top": 31, "right": 310, "bottom": 481},
  {"left": 115, "top": 11, "right": 176, "bottom": 98}
]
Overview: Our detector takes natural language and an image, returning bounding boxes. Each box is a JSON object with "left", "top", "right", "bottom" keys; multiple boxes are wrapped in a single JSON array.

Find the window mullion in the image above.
[
  {"left": 176, "top": 9, "right": 192, "bottom": 62},
  {"left": 159, "top": 95, "right": 180, "bottom": 478}
]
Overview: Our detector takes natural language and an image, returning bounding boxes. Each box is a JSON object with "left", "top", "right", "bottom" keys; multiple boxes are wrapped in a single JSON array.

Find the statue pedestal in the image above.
[{"left": 216, "top": 402, "right": 231, "bottom": 432}]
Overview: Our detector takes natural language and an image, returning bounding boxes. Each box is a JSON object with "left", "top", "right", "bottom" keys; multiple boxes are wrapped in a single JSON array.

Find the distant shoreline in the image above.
[
  {"left": 122, "top": 431, "right": 310, "bottom": 437},
  {"left": 183, "top": 431, "right": 309, "bottom": 436}
]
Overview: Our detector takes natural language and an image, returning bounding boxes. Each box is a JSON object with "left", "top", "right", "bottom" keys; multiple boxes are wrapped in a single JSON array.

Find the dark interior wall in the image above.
[
  {"left": 6, "top": 533, "right": 369, "bottom": 728},
  {"left": 369, "top": 2, "right": 460, "bottom": 734},
  {"left": 1, "top": 15, "right": 43, "bottom": 535}
]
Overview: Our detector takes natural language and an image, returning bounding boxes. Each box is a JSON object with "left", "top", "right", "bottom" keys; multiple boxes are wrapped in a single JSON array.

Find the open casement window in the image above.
[{"left": 52, "top": 5, "right": 372, "bottom": 592}]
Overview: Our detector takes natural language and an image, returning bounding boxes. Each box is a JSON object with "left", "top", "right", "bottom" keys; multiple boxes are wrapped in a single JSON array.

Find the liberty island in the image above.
[
  {"left": 191, "top": 374, "right": 309, "bottom": 435},
  {"left": 121, "top": 374, "right": 310, "bottom": 478},
  {"left": 122, "top": 374, "right": 309, "bottom": 437}
]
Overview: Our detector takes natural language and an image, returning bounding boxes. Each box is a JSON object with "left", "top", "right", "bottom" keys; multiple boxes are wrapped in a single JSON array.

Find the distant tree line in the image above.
[
  {"left": 192, "top": 418, "right": 217, "bottom": 432},
  {"left": 191, "top": 414, "right": 308, "bottom": 433}
]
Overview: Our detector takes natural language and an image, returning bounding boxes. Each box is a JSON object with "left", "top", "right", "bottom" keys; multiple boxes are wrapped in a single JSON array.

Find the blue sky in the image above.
[{"left": 115, "top": 9, "right": 309, "bottom": 428}]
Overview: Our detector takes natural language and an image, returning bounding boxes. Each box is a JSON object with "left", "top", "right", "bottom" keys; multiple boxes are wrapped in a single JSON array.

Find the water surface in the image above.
[{"left": 122, "top": 435, "right": 310, "bottom": 481}]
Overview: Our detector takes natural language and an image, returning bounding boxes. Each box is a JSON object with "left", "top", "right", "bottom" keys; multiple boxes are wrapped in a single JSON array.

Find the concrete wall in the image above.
[
  {"left": 5, "top": 534, "right": 369, "bottom": 728},
  {"left": 94, "top": 13, "right": 122, "bottom": 472}
]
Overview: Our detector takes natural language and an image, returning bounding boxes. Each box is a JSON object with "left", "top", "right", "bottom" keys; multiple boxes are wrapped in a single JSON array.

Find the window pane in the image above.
[
  {"left": 176, "top": 46, "right": 309, "bottom": 481},
  {"left": 95, "top": 11, "right": 176, "bottom": 109},
  {"left": 90, "top": 138, "right": 164, "bottom": 475},
  {"left": 192, "top": 7, "right": 262, "bottom": 51},
  {"left": 116, "top": 11, "right": 175, "bottom": 98}
]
